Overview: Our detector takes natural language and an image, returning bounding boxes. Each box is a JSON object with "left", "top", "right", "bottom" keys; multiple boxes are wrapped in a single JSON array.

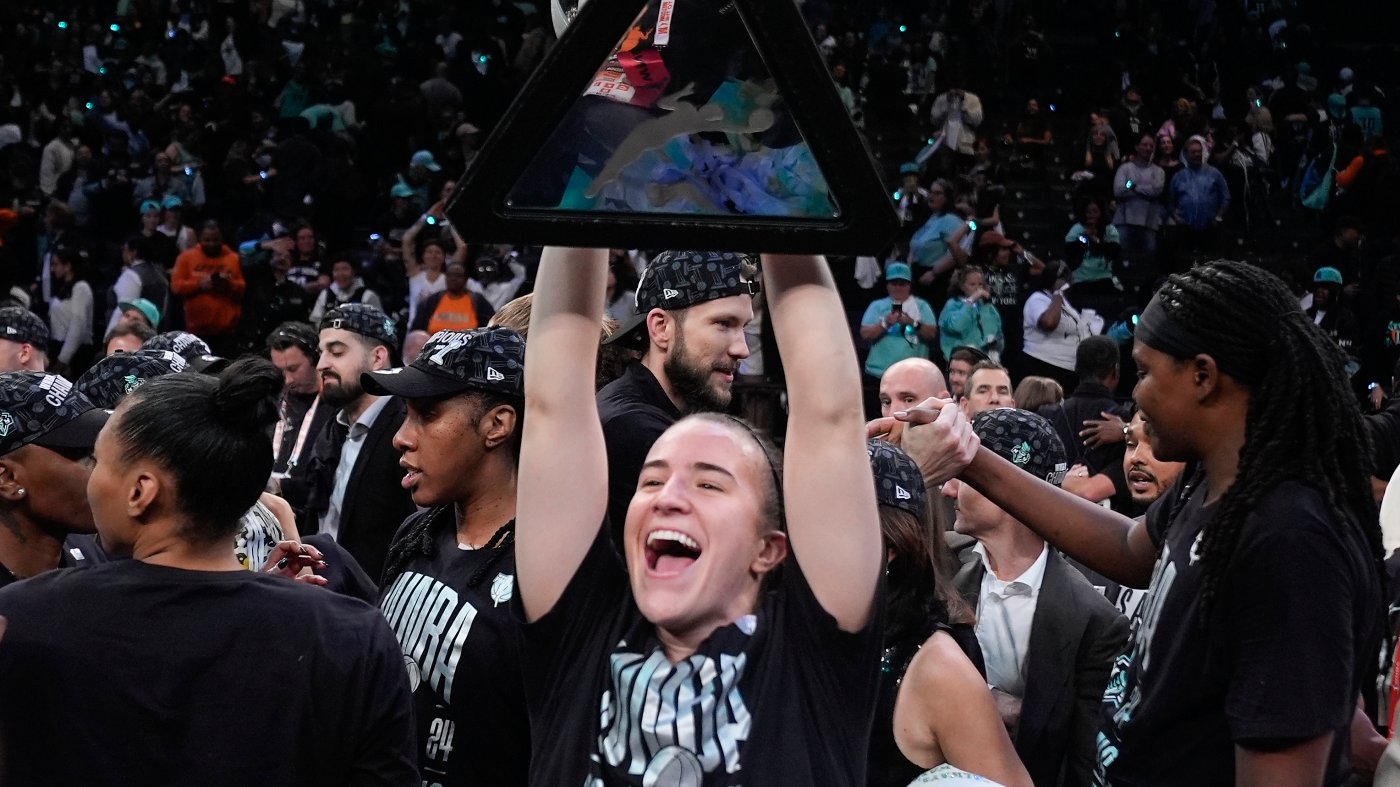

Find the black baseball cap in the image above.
[
  {"left": 0, "top": 307, "right": 49, "bottom": 347},
  {"left": 267, "top": 321, "right": 319, "bottom": 359},
  {"left": 75, "top": 349, "right": 187, "bottom": 409},
  {"left": 867, "top": 438, "right": 927, "bottom": 518},
  {"left": 0, "top": 372, "right": 108, "bottom": 457},
  {"left": 142, "top": 331, "right": 227, "bottom": 373},
  {"left": 606, "top": 251, "right": 760, "bottom": 349},
  {"left": 320, "top": 303, "right": 397, "bottom": 350},
  {"left": 363, "top": 327, "right": 524, "bottom": 399},
  {"left": 972, "top": 409, "right": 1068, "bottom": 486}
]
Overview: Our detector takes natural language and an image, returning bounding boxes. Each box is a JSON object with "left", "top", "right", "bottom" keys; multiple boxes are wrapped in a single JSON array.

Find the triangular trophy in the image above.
[{"left": 447, "top": 0, "right": 898, "bottom": 255}]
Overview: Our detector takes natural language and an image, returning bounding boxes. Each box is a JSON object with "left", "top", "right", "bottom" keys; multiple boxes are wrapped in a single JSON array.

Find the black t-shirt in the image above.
[
  {"left": 514, "top": 528, "right": 884, "bottom": 786},
  {"left": 1094, "top": 476, "right": 1381, "bottom": 786},
  {"left": 0, "top": 559, "right": 416, "bottom": 786},
  {"left": 0, "top": 534, "right": 107, "bottom": 590},
  {"left": 597, "top": 362, "right": 682, "bottom": 536},
  {"left": 378, "top": 509, "right": 529, "bottom": 787}
]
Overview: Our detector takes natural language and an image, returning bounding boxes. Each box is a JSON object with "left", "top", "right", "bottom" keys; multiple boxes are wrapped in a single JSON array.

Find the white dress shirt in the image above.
[
  {"left": 320, "top": 394, "right": 392, "bottom": 540},
  {"left": 973, "top": 542, "right": 1050, "bottom": 697}
]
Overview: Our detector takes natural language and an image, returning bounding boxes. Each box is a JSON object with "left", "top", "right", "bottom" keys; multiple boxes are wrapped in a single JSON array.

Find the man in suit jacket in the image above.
[
  {"left": 280, "top": 304, "right": 416, "bottom": 583},
  {"left": 944, "top": 409, "right": 1128, "bottom": 787}
]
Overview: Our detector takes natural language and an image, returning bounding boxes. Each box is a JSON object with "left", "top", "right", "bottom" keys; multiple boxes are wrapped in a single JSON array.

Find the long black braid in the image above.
[
  {"left": 380, "top": 506, "right": 517, "bottom": 589},
  {"left": 378, "top": 390, "right": 524, "bottom": 589},
  {"left": 1147, "top": 261, "right": 1382, "bottom": 627}
]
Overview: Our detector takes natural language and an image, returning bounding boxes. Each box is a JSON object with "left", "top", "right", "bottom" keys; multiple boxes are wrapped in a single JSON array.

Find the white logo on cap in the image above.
[
  {"left": 895, "top": 485, "right": 911, "bottom": 500},
  {"left": 0, "top": 412, "right": 13, "bottom": 437},
  {"left": 428, "top": 332, "right": 470, "bottom": 366},
  {"left": 662, "top": 288, "right": 681, "bottom": 300},
  {"left": 485, "top": 367, "right": 505, "bottom": 383},
  {"left": 4, "top": 327, "right": 16, "bottom": 335}
]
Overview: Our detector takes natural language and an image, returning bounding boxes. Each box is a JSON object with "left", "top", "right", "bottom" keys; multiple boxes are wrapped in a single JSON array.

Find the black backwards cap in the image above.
[
  {"left": 0, "top": 307, "right": 49, "bottom": 347},
  {"left": 606, "top": 251, "right": 760, "bottom": 350},
  {"left": 75, "top": 350, "right": 187, "bottom": 409},
  {"left": 0, "top": 372, "right": 109, "bottom": 457},
  {"left": 320, "top": 303, "right": 397, "bottom": 350},
  {"left": 142, "top": 331, "right": 227, "bottom": 373},
  {"left": 363, "top": 327, "right": 524, "bottom": 400},
  {"left": 972, "top": 409, "right": 1069, "bottom": 486},
  {"left": 867, "top": 438, "right": 928, "bottom": 518}
]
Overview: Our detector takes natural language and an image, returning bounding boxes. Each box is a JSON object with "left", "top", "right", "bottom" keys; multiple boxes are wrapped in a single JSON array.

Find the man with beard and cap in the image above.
[
  {"left": 596, "top": 250, "right": 759, "bottom": 535},
  {"left": 0, "top": 308, "right": 50, "bottom": 373},
  {"left": 279, "top": 303, "right": 414, "bottom": 582}
]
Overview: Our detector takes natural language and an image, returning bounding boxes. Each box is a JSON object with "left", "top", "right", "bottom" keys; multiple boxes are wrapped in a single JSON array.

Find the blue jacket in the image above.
[{"left": 1170, "top": 164, "right": 1230, "bottom": 230}]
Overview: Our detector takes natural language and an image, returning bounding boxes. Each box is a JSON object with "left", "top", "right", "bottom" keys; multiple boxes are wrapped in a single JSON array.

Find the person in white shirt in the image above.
[
  {"left": 944, "top": 409, "right": 1127, "bottom": 787},
  {"left": 47, "top": 245, "right": 95, "bottom": 376}
]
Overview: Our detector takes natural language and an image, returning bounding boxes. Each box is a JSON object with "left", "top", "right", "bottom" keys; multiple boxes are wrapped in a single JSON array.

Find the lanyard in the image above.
[{"left": 272, "top": 394, "right": 321, "bottom": 479}]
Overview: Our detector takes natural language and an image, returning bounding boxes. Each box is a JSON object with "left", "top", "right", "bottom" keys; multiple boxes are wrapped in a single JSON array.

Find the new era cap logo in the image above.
[
  {"left": 895, "top": 485, "right": 911, "bottom": 500},
  {"left": 3, "top": 327, "right": 16, "bottom": 335},
  {"left": 662, "top": 288, "right": 681, "bottom": 300},
  {"left": 485, "top": 367, "right": 505, "bottom": 383}
]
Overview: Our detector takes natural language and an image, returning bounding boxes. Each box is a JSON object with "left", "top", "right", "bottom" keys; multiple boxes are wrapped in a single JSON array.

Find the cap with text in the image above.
[
  {"left": 75, "top": 349, "right": 187, "bottom": 409},
  {"left": 142, "top": 331, "right": 226, "bottom": 373},
  {"left": 363, "top": 327, "right": 524, "bottom": 399},
  {"left": 0, "top": 372, "right": 109, "bottom": 456},
  {"left": 972, "top": 408, "right": 1068, "bottom": 486}
]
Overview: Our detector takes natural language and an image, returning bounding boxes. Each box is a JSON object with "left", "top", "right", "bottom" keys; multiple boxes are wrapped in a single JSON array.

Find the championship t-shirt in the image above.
[
  {"left": 514, "top": 526, "right": 884, "bottom": 786},
  {"left": 0, "top": 559, "right": 416, "bottom": 785},
  {"left": 1094, "top": 476, "right": 1382, "bottom": 786},
  {"left": 379, "top": 509, "right": 529, "bottom": 787}
]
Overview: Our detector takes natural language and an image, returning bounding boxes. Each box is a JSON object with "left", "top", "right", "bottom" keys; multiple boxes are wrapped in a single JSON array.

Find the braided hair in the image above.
[
  {"left": 378, "top": 390, "right": 524, "bottom": 588},
  {"left": 1146, "top": 261, "right": 1381, "bottom": 625}
]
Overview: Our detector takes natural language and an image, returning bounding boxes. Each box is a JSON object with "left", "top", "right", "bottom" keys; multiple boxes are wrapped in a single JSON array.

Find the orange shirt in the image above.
[
  {"left": 427, "top": 291, "right": 481, "bottom": 336},
  {"left": 169, "top": 245, "right": 246, "bottom": 336}
]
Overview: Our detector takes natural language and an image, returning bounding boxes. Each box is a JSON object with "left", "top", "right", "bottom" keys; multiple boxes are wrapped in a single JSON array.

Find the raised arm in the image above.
[
  {"left": 762, "top": 254, "right": 881, "bottom": 632},
  {"left": 400, "top": 218, "right": 425, "bottom": 278},
  {"left": 517, "top": 246, "right": 610, "bottom": 622},
  {"left": 893, "top": 401, "right": 1158, "bottom": 587}
]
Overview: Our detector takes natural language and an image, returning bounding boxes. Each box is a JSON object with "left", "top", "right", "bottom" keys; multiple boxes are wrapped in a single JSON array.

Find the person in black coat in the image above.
[{"left": 278, "top": 304, "right": 415, "bottom": 583}]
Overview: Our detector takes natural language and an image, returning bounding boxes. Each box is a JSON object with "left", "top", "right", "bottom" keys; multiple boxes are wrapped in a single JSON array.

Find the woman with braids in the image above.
[
  {"left": 514, "top": 248, "right": 911, "bottom": 785},
  {"left": 362, "top": 326, "right": 530, "bottom": 786},
  {"left": 865, "top": 438, "right": 1032, "bottom": 787},
  {"left": 883, "top": 259, "right": 1383, "bottom": 786},
  {"left": 0, "top": 357, "right": 417, "bottom": 782}
]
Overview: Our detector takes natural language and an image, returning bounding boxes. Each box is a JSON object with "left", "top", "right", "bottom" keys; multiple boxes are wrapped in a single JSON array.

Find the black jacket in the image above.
[
  {"left": 285, "top": 397, "right": 416, "bottom": 583},
  {"left": 950, "top": 534, "right": 1129, "bottom": 787}
]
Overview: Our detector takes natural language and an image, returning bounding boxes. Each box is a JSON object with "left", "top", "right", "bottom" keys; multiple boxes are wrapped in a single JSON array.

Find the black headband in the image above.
[{"left": 1136, "top": 296, "right": 1269, "bottom": 385}]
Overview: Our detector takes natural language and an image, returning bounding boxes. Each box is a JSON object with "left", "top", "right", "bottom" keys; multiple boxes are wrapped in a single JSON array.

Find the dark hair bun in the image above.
[{"left": 210, "top": 357, "right": 283, "bottom": 429}]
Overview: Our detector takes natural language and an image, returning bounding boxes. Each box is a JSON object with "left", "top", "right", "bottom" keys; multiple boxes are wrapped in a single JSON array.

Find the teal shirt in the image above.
[
  {"left": 910, "top": 213, "right": 965, "bottom": 269},
  {"left": 861, "top": 296, "right": 938, "bottom": 376},
  {"left": 938, "top": 297, "right": 1003, "bottom": 359},
  {"left": 1066, "top": 223, "right": 1121, "bottom": 283}
]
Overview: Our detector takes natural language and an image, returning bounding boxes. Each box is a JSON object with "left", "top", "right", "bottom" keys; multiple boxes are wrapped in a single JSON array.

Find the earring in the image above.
[{"left": 15, "top": 488, "right": 24, "bottom": 496}]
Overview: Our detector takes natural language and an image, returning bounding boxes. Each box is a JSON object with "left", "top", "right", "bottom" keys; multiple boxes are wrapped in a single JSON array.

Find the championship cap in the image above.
[
  {"left": 363, "top": 327, "right": 524, "bottom": 400},
  {"left": 971, "top": 409, "right": 1068, "bottom": 486},
  {"left": 867, "top": 438, "right": 927, "bottom": 518},
  {"left": 0, "top": 307, "right": 49, "bottom": 347},
  {"left": 75, "top": 349, "right": 187, "bottom": 409},
  {"left": 0, "top": 373, "right": 108, "bottom": 456}
]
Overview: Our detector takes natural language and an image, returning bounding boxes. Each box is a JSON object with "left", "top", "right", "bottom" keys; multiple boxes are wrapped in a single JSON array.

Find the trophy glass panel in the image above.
[{"left": 504, "top": 1, "right": 841, "bottom": 221}]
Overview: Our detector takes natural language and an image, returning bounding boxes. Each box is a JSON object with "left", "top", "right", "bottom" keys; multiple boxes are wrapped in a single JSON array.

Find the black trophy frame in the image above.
[{"left": 446, "top": 0, "right": 899, "bottom": 255}]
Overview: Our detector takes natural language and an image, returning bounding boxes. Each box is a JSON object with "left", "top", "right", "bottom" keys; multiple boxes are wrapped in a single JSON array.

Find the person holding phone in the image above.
[{"left": 861, "top": 262, "right": 940, "bottom": 386}]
